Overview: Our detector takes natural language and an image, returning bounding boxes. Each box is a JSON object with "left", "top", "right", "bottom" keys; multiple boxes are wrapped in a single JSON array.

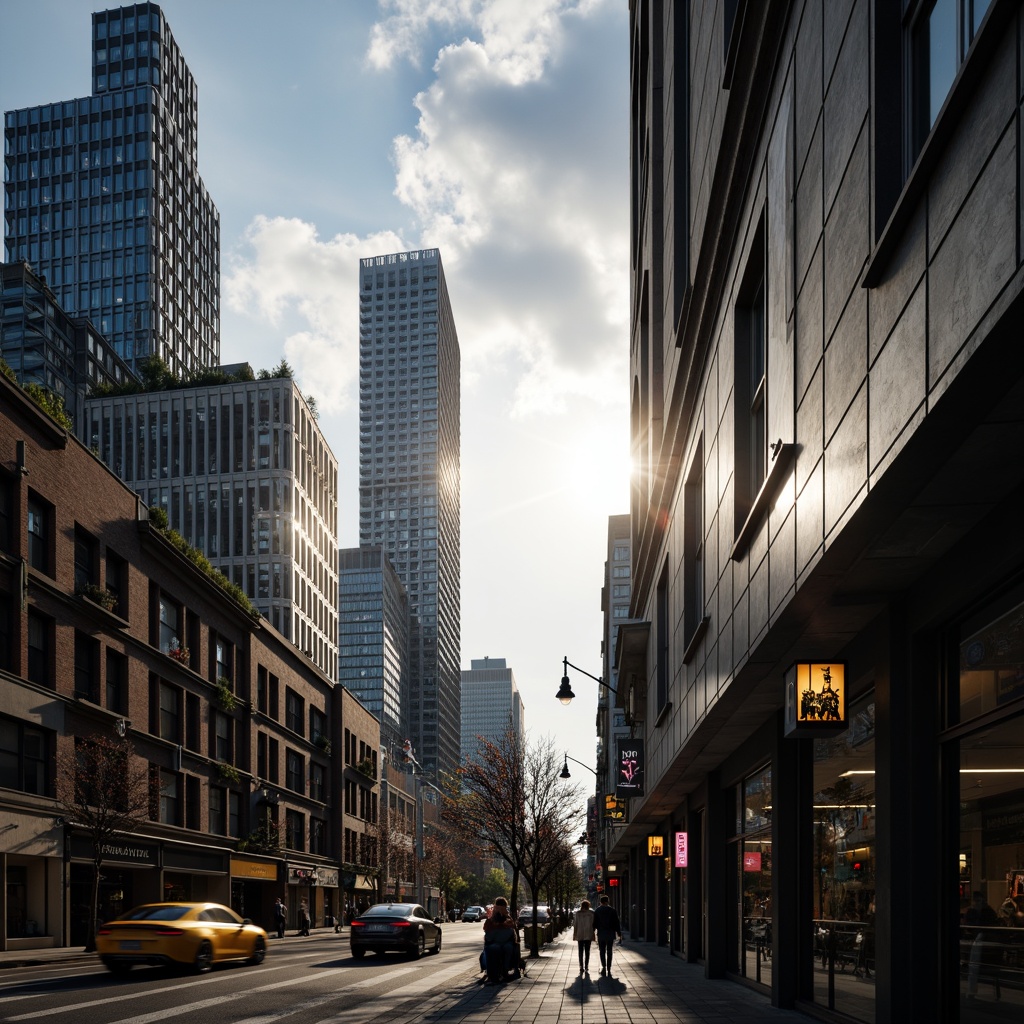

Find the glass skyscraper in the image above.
[
  {"left": 338, "top": 546, "right": 410, "bottom": 758},
  {"left": 3, "top": 2, "right": 219, "bottom": 378},
  {"left": 358, "top": 248, "right": 461, "bottom": 780}
]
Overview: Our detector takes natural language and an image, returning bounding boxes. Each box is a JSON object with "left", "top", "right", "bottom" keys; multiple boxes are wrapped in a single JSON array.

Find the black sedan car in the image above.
[{"left": 349, "top": 903, "right": 442, "bottom": 959}]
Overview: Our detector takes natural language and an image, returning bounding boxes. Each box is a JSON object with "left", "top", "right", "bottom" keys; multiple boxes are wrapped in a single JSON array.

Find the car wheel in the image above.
[
  {"left": 194, "top": 940, "right": 214, "bottom": 974},
  {"left": 351, "top": 947, "right": 366, "bottom": 959},
  {"left": 408, "top": 931, "right": 425, "bottom": 959},
  {"left": 432, "top": 930, "right": 442, "bottom": 955},
  {"left": 248, "top": 936, "right": 267, "bottom": 965}
]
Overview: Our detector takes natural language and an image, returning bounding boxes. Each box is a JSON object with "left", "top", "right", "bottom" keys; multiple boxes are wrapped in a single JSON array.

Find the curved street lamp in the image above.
[
  {"left": 559, "top": 752, "right": 598, "bottom": 780},
  {"left": 557, "top": 656, "right": 616, "bottom": 705}
]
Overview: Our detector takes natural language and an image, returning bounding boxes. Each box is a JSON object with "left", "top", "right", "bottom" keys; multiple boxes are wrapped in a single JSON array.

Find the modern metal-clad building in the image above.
[
  {"left": 617, "top": 3, "right": 1024, "bottom": 1022},
  {"left": 358, "top": 249, "right": 461, "bottom": 780},
  {"left": 3, "top": 2, "right": 219, "bottom": 378}
]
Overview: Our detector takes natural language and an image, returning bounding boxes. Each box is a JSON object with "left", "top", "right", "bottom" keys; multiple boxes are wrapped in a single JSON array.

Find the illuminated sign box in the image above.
[
  {"left": 675, "top": 832, "right": 688, "bottom": 868},
  {"left": 648, "top": 835, "right": 664, "bottom": 857},
  {"left": 784, "top": 661, "right": 847, "bottom": 737}
]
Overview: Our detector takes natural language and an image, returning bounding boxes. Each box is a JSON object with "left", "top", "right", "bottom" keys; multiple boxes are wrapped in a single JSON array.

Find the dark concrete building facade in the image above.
[{"left": 616, "top": 3, "right": 1023, "bottom": 1023}]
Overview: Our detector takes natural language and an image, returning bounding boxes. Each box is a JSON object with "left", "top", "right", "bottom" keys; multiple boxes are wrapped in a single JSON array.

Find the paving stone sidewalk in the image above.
[{"left": 358, "top": 934, "right": 811, "bottom": 1024}]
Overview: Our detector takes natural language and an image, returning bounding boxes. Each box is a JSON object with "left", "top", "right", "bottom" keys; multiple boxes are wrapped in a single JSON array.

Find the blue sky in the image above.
[{"left": 1, "top": 0, "right": 631, "bottom": 782}]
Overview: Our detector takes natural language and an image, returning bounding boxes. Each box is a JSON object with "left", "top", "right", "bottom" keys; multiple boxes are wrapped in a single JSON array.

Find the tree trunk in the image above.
[{"left": 85, "top": 856, "right": 102, "bottom": 952}]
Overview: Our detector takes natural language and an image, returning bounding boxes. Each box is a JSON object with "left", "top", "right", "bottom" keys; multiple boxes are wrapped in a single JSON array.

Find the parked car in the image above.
[
  {"left": 462, "top": 905, "right": 486, "bottom": 922},
  {"left": 349, "top": 903, "right": 442, "bottom": 959},
  {"left": 95, "top": 902, "right": 268, "bottom": 974}
]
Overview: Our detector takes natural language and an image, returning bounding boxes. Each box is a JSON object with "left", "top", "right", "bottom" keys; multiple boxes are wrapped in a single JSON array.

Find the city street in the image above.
[
  {"left": 0, "top": 926, "right": 486, "bottom": 1024},
  {"left": 0, "top": 926, "right": 816, "bottom": 1024}
]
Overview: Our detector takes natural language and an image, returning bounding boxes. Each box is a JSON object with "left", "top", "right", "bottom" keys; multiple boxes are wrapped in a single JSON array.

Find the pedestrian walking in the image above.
[
  {"left": 299, "top": 899, "right": 311, "bottom": 936},
  {"left": 572, "top": 899, "right": 596, "bottom": 975},
  {"left": 593, "top": 895, "right": 623, "bottom": 976},
  {"left": 273, "top": 897, "right": 287, "bottom": 939}
]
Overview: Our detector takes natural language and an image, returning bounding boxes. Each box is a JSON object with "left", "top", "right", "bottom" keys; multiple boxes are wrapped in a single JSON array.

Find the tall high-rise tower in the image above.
[
  {"left": 3, "top": 2, "right": 220, "bottom": 378},
  {"left": 358, "top": 249, "right": 460, "bottom": 779}
]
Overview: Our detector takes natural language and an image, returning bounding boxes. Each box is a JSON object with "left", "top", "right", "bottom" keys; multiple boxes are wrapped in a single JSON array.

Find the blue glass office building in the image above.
[
  {"left": 3, "top": 3, "right": 219, "bottom": 378},
  {"left": 358, "top": 249, "right": 461, "bottom": 780}
]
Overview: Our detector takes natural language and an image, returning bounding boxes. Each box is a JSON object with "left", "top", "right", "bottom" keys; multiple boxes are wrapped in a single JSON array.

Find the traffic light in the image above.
[{"left": 852, "top": 861, "right": 864, "bottom": 881}]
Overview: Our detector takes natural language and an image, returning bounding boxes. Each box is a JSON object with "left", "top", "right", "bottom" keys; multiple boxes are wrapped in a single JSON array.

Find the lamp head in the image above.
[
  {"left": 559, "top": 755, "right": 571, "bottom": 780},
  {"left": 556, "top": 675, "right": 575, "bottom": 705}
]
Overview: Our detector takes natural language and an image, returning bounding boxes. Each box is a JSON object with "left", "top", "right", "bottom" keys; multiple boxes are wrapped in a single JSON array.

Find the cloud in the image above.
[
  {"left": 224, "top": 218, "right": 406, "bottom": 412},
  {"left": 224, "top": 0, "right": 628, "bottom": 420}
]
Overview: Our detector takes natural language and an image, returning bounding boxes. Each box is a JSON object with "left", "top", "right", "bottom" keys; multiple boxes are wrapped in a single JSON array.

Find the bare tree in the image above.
[
  {"left": 423, "top": 823, "right": 464, "bottom": 918},
  {"left": 368, "top": 803, "right": 413, "bottom": 904},
  {"left": 447, "top": 727, "right": 527, "bottom": 913},
  {"left": 55, "top": 733, "right": 152, "bottom": 951},
  {"left": 519, "top": 737, "right": 584, "bottom": 955}
]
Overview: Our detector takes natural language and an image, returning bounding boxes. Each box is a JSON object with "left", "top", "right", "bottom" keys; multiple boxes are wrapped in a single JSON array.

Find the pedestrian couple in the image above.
[
  {"left": 573, "top": 895, "right": 623, "bottom": 977},
  {"left": 273, "top": 896, "right": 311, "bottom": 937}
]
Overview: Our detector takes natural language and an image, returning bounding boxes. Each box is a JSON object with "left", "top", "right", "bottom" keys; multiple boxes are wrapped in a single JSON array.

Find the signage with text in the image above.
[
  {"left": 616, "top": 740, "right": 645, "bottom": 797},
  {"left": 647, "top": 835, "right": 664, "bottom": 857},
  {"left": 674, "top": 831, "right": 688, "bottom": 868}
]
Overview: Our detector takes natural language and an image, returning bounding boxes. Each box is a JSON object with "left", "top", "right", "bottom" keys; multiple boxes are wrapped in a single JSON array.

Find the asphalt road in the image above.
[{"left": 0, "top": 924, "right": 492, "bottom": 1024}]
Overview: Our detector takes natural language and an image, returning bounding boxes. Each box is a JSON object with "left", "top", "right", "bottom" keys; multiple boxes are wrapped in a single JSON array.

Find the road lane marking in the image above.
[{"left": 4, "top": 959, "right": 308, "bottom": 1020}]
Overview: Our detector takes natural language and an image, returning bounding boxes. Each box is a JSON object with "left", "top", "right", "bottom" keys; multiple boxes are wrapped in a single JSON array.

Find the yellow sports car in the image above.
[{"left": 96, "top": 902, "right": 268, "bottom": 974}]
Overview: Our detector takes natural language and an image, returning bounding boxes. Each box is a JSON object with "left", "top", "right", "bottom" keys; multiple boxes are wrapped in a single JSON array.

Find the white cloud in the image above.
[
  {"left": 224, "top": 0, "right": 628, "bottom": 420},
  {"left": 224, "top": 218, "right": 406, "bottom": 413}
]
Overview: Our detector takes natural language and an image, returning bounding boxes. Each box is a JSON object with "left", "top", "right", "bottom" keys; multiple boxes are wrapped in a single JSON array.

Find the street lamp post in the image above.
[
  {"left": 559, "top": 752, "right": 598, "bottom": 779},
  {"left": 557, "top": 656, "right": 616, "bottom": 705}
]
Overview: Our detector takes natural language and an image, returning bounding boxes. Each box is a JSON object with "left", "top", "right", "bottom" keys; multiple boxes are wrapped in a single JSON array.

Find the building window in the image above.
[
  {"left": 74, "top": 631, "right": 100, "bottom": 702},
  {"left": 27, "top": 494, "right": 51, "bottom": 575},
  {"left": 310, "top": 817, "right": 326, "bottom": 855},
  {"left": 213, "top": 711, "right": 232, "bottom": 763},
  {"left": 286, "top": 749, "right": 304, "bottom": 794},
  {"left": 268, "top": 737, "right": 279, "bottom": 784},
  {"left": 74, "top": 527, "right": 99, "bottom": 592},
  {"left": 285, "top": 688, "right": 304, "bottom": 735},
  {"left": 0, "top": 714, "right": 50, "bottom": 795},
  {"left": 908, "top": 0, "right": 992, "bottom": 161},
  {"left": 27, "top": 609, "right": 52, "bottom": 686},
  {"left": 209, "top": 784, "right": 226, "bottom": 835},
  {"left": 185, "top": 774, "right": 201, "bottom": 831},
  {"left": 106, "top": 649, "right": 127, "bottom": 714},
  {"left": 257, "top": 665, "right": 268, "bottom": 714},
  {"left": 228, "top": 791, "right": 241, "bottom": 837},
  {"left": 310, "top": 761, "right": 325, "bottom": 802},
  {"left": 285, "top": 809, "right": 304, "bottom": 851},
  {"left": 158, "top": 591, "right": 182, "bottom": 655},
  {"left": 734, "top": 215, "right": 767, "bottom": 530},
  {"left": 310, "top": 707, "right": 327, "bottom": 748},
  {"left": 158, "top": 681, "right": 181, "bottom": 742},
  {"left": 106, "top": 549, "right": 127, "bottom": 617},
  {"left": 157, "top": 768, "right": 180, "bottom": 825},
  {"left": 214, "top": 634, "right": 232, "bottom": 684}
]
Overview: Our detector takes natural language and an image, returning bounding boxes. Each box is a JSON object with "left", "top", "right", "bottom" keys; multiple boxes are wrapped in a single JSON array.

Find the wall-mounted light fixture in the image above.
[{"left": 784, "top": 661, "right": 847, "bottom": 737}]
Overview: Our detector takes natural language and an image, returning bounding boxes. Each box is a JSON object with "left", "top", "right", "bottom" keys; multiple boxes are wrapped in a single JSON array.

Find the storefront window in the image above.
[
  {"left": 811, "top": 695, "right": 876, "bottom": 1023},
  {"left": 956, "top": 592, "right": 1024, "bottom": 1017},
  {"left": 739, "top": 764, "right": 772, "bottom": 985}
]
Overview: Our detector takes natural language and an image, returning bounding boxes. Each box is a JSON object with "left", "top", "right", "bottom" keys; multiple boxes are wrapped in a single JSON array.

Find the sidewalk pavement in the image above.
[
  {"left": 0, "top": 930, "right": 812, "bottom": 1023},
  {"left": 417, "top": 933, "right": 811, "bottom": 1024}
]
